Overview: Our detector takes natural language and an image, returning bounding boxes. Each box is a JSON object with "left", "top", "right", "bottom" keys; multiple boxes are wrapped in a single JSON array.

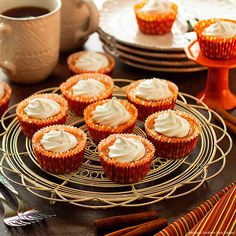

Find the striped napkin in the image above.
[{"left": 155, "top": 182, "right": 236, "bottom": 236}]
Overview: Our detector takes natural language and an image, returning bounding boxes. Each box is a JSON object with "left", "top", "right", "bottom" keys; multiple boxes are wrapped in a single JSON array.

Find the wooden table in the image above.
[{"left": 0, "top": 33, "right": 236, "bottom": 236}]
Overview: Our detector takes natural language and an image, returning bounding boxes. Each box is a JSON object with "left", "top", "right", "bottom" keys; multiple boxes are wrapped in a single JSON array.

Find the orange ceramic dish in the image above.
[
  {"left": 84, "top": 99, "right": 138, "bottom": 143},
  {"left": 195, "top": 18, "right": 236, "bottom": 59},
  {"left": 98, "top": 133, "right": 155, "bottom": 184},
  {"left": 126, "top": 79, "right": 178, "bottom": 121},
  {"left": 145, "top": 111, "right": 201, "bottom": 159},
  {"left": 67, "top": 51, "right": 115, "bottom": 75},
  {"left": 0, "top": 81, "right": 12, "bottom": 117},
  {"left": 32, "top": 125, "right": 87, "bottom": 174},
  {"left": 60, "top": 73, "right": 114, "bottom": 116},
  {"left": 16, "top": 93, "right": 68, "bottom": 137},
  {"left": 134, "top": 0, "right": 178, "bottom": 35}
]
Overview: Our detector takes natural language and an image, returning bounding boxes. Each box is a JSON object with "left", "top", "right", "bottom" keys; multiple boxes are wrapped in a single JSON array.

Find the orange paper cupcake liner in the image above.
[
  {"left": 134, "top": 1, "right": 178, "bottom": 35},
  {"left": 195, "top": 19, "right": 236, "bottom": 59},
  {"left": 67, "top": 51, "right": 115, "bottom": 75},
  {"left": 16, "top": 93, "right": 68, "bottom": 138},
  {"left": 98, "top": 133, "right": 155, "bottom": 184},
  {"left": 126, "top": 80, "right": 178, "bottom": 122},
  {"left": 145, "top": 111, "right": 201, "bottom": 159},
  {"left": 0, "top": 81, "right": 12, "bottom": 117},
  {"left": 84, "top": 99, "right": 138, "bottom": 143},
  {"left": 32, "top": 125, "right": 87, "bottom": 174},
  {"left": 60, "top": 73, "right": 114, "bottom": 116}
]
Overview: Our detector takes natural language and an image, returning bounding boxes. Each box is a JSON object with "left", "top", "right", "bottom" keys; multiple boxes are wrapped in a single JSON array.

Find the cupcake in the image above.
[
  {"left": 0, "top": 81, "right": 12, "bottom": 117},
  {"left": 67, "top": 51, "right": 115, "bottom": 75},
  {"left": 126, "top": 78, "right": 178, "bottom": 121},
  {"left": 195, "top": 18, "right": 236, "bottom": 59},
  {"left": 145, "top": 110, "right": 201, "bottom": 158},
  {"left": 32, "top": 125, "right": 87, "bottom": 174},
  {"left": 84, "top": 97, "right": 138, "bottom": 143},
  {"left": 16, "top": 93, "right": 68, "bottom": 137},
  {"left": 60, "top": 73, "right": 114, "bottom": 116},
  {"left": 134, "top": 0, "right": 178, "bottom": 35},
  {"left": 98, "top": 133, "right": 155, "bottom": 184}
]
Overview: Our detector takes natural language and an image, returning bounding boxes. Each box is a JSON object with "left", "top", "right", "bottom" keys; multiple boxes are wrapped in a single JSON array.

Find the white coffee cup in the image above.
[
  {"left": 60, "top": 0, "right": 99, "bottom": 52},
  {"left": 0, "top": 0, "right": 61, "bottom": 84}
]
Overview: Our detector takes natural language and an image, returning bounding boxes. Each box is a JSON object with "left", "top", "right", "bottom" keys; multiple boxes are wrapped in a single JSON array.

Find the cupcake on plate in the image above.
[
  {"left": 16, "top": 94, "right": 68, "bottom": 137},
  {"left": 126, "top": 78, "right": 178, "bottom": 121},
  {"left": 0, "top": 81, "right": 12, "bottom": 117},
  {"left": 145, "top": 109, "right": 201, "bottom": 159},
  {"left": 32, "top": 125, "right": 87, "bottom": 174},
  {"left": 134, "top": 0, "right": 178, "bottom": 35},
  {"left": 98, "top": 133, "right": 155, "bottom": 184},
  {"left": 84, "top": 97, "right": 138, "bottom": 143},
  {"left": 60, "top": 73, "right": 114, "bottom": 116},
  {"left": 67, "top": 51, "right": 115, "bottom": 75},
  {"left": 195, "top": 18, "right": 236, "bottom": 59}
]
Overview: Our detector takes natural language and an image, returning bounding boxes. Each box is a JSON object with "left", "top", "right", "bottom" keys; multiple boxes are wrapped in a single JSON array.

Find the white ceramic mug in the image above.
[
  {"left": 60, "top": 0, "right": 99, "bottom": 52},
  {"left": 0, "top": 0, "right": 61, "bottom": 84}
]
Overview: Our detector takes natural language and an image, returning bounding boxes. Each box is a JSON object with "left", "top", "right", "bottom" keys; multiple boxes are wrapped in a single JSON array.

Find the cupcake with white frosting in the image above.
[
  {"left": 32, "top": 125, "right": 86, "bottom": 174},
  {"left": 134, "top": 0, "right": 178, "bottom": 35},
  {"left": 16, "top": 94, "right": 68, "bottom": 137},
  {"left": 60, "top": 73, "right": 114, "bottom": 116},
  {"left": 195, "top": 18, "right": 236, "bottom": 59},
  {"left": 145, "top": 110, "right": 201, "bottom": 158},
  {"left": 0, "top": 81, "right": 12, "bottom": 117},
  {"left": 98, "top": 133, "right": 155, "bottom": 184},
  {"left": 67, "top": 51, "right": 115, "bottom": 75},
  {"left": 84, "top": 97, "right": 138, "bottom": 142},
  {"left": 126, "top": 78, "right": 178, "bottom": 121}
]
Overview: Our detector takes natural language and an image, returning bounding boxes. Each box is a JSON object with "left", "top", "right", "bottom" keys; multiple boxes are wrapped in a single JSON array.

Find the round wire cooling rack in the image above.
[{"left": 0, "top": 79, "right": 232, "bottom": 209}]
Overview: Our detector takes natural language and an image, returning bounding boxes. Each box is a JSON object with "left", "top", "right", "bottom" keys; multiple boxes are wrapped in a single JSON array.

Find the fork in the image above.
[
  {"left": 0, "top": 191, "right": 31, "bottom": 226},
  {"left": 0, "top": 175, "right": 55, "bottom": 223}
]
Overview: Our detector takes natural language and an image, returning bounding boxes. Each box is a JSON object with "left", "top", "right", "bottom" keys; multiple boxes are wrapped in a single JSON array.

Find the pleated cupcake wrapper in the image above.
[
  {"left": 126, "top": 80, "right": 178, "bottom": 122},
  {"left": 0, "top": 81, "right": 12, "bottom": 117},
  {"left": 145, "top": 111, "right": 201, "bottom": 159},
  {"left": 195, "top": 19, "right": 236, "bottom": 59},
  {"left": 67, "top": 51, "right": 115, "bottom": 75},
  {"left": 84, "top": 99, "right": 138, "bottom": 143},
  {"left": 60, "top": 73, "right": 114, "bottom": 116},
  {"left": 98, "top": 134, "right": 155, "bottom": 184},
  {"left": 16, "top": 93, "right": 68, "bottom": 138},
  {"left": 32, "top": 125, "right": 87, "bottom": 174},
  {"left": 134, "top": 2, "right": 178, "bottom": 35},
  {"left": 155, "top": 181, "right": 236, "bottom": 236}
]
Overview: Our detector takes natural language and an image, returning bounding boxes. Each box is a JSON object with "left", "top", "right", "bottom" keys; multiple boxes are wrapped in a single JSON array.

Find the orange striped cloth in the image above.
[
  {"left": 155, "top": 181, "right": 236, "bottom": 236},
  {"left": 188, "top": 186, "right": 236, "bottom": 235}
]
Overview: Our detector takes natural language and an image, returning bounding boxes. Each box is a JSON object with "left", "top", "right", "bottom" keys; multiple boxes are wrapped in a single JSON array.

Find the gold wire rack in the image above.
[{"left": 0, "top": 79, "right": 232, "bottom": 209}]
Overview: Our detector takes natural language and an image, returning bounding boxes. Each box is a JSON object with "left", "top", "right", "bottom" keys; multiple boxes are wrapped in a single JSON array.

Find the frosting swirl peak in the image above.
[
  {"left": 154, "top": 110, "right": 190, "bottom": 138},
  {"left": 108, "top": 137, "right": 145, "bottom": 163},
  {"left": 24, "top": 98, "right": 60, "bottom": 119},
  {"left": 141, "top": 0, "right": 172, "bottom": 14},
  {"left": 135, "top": 78, "right": 171, "bottom": 101},
  {"left": 91, "top": 97, "right": 131, "bottom": 127},
  {"left": 41, "top": 129, "right": 77, "bottom": 153},
  {"left": 72, "top": 78, "right": 105, "bottom": 97}
]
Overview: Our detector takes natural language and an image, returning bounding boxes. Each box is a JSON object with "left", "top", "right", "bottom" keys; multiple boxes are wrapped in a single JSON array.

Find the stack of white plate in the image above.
[{"left": 98, "top": 0, "right": 236, "bottom": 73}]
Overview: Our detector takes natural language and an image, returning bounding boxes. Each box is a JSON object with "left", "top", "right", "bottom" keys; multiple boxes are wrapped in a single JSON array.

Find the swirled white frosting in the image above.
[
  {"left": 108, "top": 137, "right": 145, "bottom": 163},
  {"left": 0, "top": 84, "right": 5, "bottom": 99},
  {"left": 154, "top": 110, "right": 190, "bottom": 138},
  {"left": 75, "top": 52, "right": 109, "bottom": 71},
  {"left": 24, "top": 98, "right": 60, "bottom": 119},
  {"left": 203, "top": 20, "right": 236, "bottom": 38},
  {"left": 141, "top": 0, "right": 172, "bottom": 13},
  {"left": 91, "top": 97, "right": 131, "bottom": 127},
  {"left": 72, "top": 78, "right": 105, "bottom": 97},
  {"left": 135, "top": 78, "right": 171, "bottom": 101},
  {"left": 41, "top": 129, "right": 77, "bottom": 153}
]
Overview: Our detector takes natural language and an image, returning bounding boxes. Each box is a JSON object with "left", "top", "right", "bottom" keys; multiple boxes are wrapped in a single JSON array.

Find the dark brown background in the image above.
[{"left": 0, "top": 34, "right": 235, "bottom": 236}]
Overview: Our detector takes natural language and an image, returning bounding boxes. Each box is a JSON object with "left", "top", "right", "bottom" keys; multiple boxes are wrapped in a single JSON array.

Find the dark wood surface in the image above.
[{"left": 0, "top": 33, "right": 235, "bottom": 236}]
